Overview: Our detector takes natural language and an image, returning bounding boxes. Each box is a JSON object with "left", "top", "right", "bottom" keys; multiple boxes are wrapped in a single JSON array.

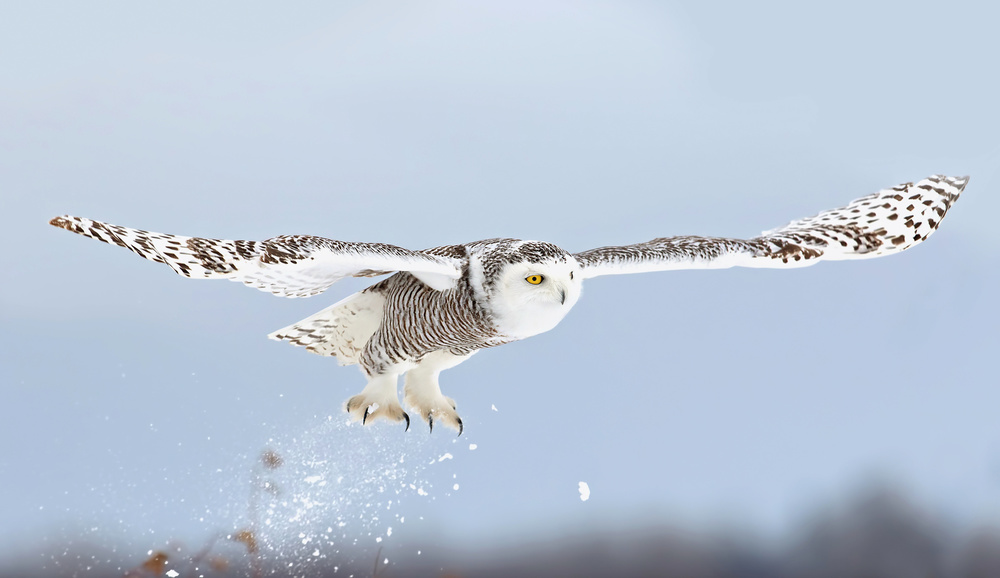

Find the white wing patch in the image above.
[
  {"left": 49, "top": 216, "right": 463, "bottom": 297},
  {"left": 574, "top": 175, "right": 967, "bottom": 278}
]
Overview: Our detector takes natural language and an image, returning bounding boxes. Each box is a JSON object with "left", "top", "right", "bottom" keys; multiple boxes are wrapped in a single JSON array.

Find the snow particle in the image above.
[
  {"left": 578, "top": 481, "right": 590, "bottom": 502},
  {"left": 469, "top": 443, "right": 478, "bottom": 450}
]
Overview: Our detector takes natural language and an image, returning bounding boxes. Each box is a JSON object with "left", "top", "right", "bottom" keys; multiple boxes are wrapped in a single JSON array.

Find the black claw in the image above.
[
  {"left": 457, "top": 417, "right": 464, "bottom": 437},
  {"left": 428, "top": 413, "right": 434, "bottom": 434},
  {"left": 362, "top": 406, "right": 370, "bottom": 425},
  {"left": 403, "top": 412, "right": 410, "bottom": 432}
]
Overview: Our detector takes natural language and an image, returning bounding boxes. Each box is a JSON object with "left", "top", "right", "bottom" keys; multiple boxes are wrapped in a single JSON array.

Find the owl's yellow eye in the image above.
[{"left": 525, "top": 274, "right": 544, "bottom": 285}]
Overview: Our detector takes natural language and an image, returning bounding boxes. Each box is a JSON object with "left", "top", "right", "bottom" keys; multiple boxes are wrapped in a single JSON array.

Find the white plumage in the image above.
[{"left": 50, "top": 175, "right": 968, "bottom": 434}]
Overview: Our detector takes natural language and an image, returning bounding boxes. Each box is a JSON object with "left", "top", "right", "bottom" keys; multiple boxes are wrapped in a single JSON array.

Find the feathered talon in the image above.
[
  {"left": 418, "top": 406, "right": 463, "bottom": 434},
  {"left": 344, "top": 381, "right": 408, "bottom": 426}
]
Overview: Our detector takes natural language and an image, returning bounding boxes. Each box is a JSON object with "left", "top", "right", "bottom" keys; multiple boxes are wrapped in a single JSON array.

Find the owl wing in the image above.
[
  {"left": 573, "top": 174, "right": 967, "bottom": 279},
  {"left": 49, "top": 215, "right": 463, "bottom": 296}
]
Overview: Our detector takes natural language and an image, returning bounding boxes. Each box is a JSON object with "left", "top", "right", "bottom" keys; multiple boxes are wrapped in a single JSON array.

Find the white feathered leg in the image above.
[
  {"left": 345, "top": 371, "right": 410, "bottom": 429},
  {"left": 404, "top": 349, "right": 476, "bottom": 435}
]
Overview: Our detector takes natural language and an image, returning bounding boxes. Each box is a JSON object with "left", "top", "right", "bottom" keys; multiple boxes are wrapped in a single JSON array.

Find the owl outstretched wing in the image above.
[
  {"left": 573, "top": 174, "right": 967, "bottom": 279},
  {"left": 49, "top": 216, "right": 463, "bottom": 296}
]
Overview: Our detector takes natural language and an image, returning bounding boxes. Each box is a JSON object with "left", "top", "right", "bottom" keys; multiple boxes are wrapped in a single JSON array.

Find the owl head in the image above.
[{"left": 473, "top": 240, "right": 582, "bottom": 339}]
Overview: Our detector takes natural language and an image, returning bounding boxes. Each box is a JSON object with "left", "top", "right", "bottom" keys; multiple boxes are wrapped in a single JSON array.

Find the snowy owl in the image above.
[{"left": 51, "top": 174, "right": 967, "bottom": 434}]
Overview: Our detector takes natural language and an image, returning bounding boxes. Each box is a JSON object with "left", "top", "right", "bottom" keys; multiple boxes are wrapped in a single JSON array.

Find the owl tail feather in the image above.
[{"left": 268, "top": 290, "right": 385, "bottom": 364}]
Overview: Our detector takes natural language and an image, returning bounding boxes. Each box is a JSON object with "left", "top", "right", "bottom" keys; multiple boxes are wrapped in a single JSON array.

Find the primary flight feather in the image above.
[{"left": 50, "top": 174, "right": 967, "bottom": 434}]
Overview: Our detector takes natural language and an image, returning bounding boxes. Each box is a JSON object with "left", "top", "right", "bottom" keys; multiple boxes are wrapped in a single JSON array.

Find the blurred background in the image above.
[{"left": 2, "top": 1, "right": 999, "bottom": 576}]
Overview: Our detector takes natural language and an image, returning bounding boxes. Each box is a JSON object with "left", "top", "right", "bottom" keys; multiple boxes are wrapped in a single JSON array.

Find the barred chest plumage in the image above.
[{"left": 360, "top": 268, "right": 504, "bottom": 374}]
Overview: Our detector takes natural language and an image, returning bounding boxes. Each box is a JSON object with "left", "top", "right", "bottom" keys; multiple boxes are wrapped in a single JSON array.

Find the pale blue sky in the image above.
[{"left": 2, "top": 0, "right": 999, "bottom": 571}]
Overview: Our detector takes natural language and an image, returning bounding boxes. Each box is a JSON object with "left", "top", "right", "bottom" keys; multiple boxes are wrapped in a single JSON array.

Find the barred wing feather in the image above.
[
  {"left": 574, "top": 175, "right": 967, "bottom": 279},
  {"left": 49, "top": 216, "right": 463, "bottom": 296}
]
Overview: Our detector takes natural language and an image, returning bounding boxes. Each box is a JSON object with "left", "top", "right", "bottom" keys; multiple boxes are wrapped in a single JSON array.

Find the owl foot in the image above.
[
  {"left": 406, "top": 393, "right": 463, "bottom": 435},
  {"left": 344, "top": 372, "right": 410, "bottom": 429},
  {"left": 345, "top": 393, "right": 409, "bottom": 429},
  {"left": 403, "top": 349, "right": 474, "bottom": 435}
]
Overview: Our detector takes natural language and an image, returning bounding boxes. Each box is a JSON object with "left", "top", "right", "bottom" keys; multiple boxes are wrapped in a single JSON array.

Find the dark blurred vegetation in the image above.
[
  {"left": 6, "top": 482, "right": 1000, "bottom": 577},
  {"left": 448, "top": 485, "right": 1000, "bottom": 578}
]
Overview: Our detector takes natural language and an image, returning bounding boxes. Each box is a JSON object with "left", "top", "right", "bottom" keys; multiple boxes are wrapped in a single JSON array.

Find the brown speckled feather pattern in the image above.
[
  {"left": 573, "top": 175, "right": 967, "bottom": 277},
  {"left": 48, "top": 215, "right": 461, "bottom": 297}
]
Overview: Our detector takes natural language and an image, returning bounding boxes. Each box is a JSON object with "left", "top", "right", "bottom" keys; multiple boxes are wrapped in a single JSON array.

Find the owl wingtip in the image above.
[
  {"left": 50, "top": 215, "right": 87, "bottom": 232},
  {"left": 931, "top": 174, "right": 970, "bottom": 191}
]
